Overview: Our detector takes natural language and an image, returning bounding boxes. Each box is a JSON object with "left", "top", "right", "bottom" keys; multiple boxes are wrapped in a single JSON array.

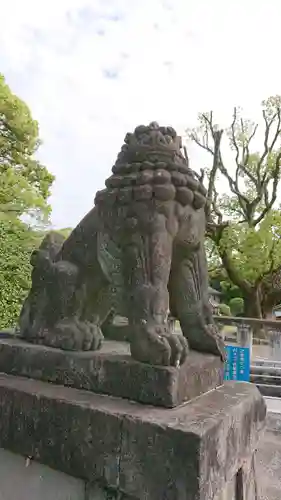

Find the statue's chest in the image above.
[{"left": 177, "top": 210, "right": 202, "bottom": 248}]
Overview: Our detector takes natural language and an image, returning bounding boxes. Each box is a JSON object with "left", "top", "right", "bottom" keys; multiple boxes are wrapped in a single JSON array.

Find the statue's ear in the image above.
[
  {"left": 30, "top": 249, "right": 51, "bottom": 273},
  {"left": 30, "top": 250, "right": 39, "bottom": 267}
]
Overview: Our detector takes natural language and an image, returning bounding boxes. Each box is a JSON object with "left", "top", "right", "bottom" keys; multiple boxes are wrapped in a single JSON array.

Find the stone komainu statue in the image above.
[{"left": 19, "top": 122, "right": 225, "bottom": 366}]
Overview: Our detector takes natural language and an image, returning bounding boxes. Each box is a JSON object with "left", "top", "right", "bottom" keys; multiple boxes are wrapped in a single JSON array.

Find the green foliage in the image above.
[
  {"left": 0, "top": 168, "right": 48, "bottom": 223},
  {"left": 0, "top": 74, "right": 54, "bottom": 222},
  {"left": 219, "top": 279, "right": 243, "bottom": 303},
  {"left": 205, "top": 239, "right": 221, "bottom": 272},
  {"left": 229, "top": 297, "right": 244, "bottom": 316},
  {"left": 218, "top": 303, "right": 231, "bottom": 316},
  {"left": 0, "top": 220, "right": 37, "bottom": 328},
  {"left": 0, "top": 222, "right": 75, "bottom": 328},
  {"left": 219, "top": 210, "right": 281, "bottom": 283},
  {"left": 0, "top": 74, "right": 56, "bottom": 326}
]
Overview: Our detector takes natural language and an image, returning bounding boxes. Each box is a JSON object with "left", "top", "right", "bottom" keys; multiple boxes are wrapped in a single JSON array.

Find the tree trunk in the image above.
[
  {"left": 243, "top": 291, "right": 262, "bottom": 319},
  {"left": 243, "top": 288, "right": 265, "bottom": 338},
  {"left": 261, "top": 299, "right": 275, "bottom": 319},
  {"left": 261, "top": 288, "right": 281, "bottom": 319},
  {"left": 214, "top": 245, "right": 280, "bottom": 333}
]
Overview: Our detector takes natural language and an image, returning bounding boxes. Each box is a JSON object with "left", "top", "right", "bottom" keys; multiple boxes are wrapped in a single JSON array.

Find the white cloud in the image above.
[{"left": 1, "top": 0, "right": 281, "bottom": 227}]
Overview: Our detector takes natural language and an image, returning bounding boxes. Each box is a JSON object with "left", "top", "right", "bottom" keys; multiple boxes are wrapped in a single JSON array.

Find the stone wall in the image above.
[
  {"left": 1, "top": 420, "right": 278, "bottom": 500},
  {"left": 0, "top": 448, "right": 85, "bottom": 500},
  {"left": 0, "top": 448, "right": 134, "bottom": 500}
]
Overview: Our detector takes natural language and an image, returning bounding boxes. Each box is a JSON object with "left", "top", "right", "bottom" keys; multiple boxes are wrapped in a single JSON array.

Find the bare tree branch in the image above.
[
  {"left": 211, "top": 185, "right": 224, "bottom": 224},
  {"left": 259, "top": 109, "right": 281, "bottom": 187},
  {"left": 253, "top": 150, "right": 281, "bottom": 225},
  {"left": 189, "top": 132, "right": 213, "bottom": 155},
  {"left": 203, "top": 112, "right": 251, "bottom": 207},
  {"left": 205, "top": 129, "right": 223, "bottom": 222},
  {"left": 243, "top": 123, "right": 258, "bottom": 166},
  {"left": 192, "top": 105, "right": 281, "bottom": 227},
  {"left": 216, "top": 152, "right": 249, "bottom": 206},
  {"left": 230, "top": 109, "right": 258, "bottom": 186},
  {"left": 188, "top": 97, "right": 281, "bottom": 316},
  {"left": 230, "top": 107, "right": 240, "bottom": 178}
]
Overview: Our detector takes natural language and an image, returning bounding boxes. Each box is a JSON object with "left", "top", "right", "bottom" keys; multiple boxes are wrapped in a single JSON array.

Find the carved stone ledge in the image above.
[{"left": 0, "top": 336, "right": 223, "bottom": 408}]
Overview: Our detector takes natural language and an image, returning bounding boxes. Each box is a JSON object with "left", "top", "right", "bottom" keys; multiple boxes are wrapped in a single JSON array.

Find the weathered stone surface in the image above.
[
  {"left": 0, "top": 337, "right": 223, "bottom": 408},
  {"left": 214, "top": 476, "right": 235, "bottom": 500},
  {"left": 86, "top": 484, "right": 134, "bottom": 500},
  {"left": 256, "top": 428, "right": 281, "bottom": 500},
  {"left": 0, "top": 375, "right": 122, "bottom": 488},
  {"left": 0, "top": 447, "right": 85, "bottom": 500},
  {"left": 18, "top": 122, "right": 225, "bottom": 368},
  {"left": 0, "top": 375, "right": 266, "bottom": 499}
]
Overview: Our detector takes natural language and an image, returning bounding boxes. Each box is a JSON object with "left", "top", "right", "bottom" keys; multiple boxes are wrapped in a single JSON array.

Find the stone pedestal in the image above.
[
  {"left": 0, "top": 337, "right": 223, "bottom": 408},
  {"left": 0, "top": 337, "right": 266, "bottom": 499}
]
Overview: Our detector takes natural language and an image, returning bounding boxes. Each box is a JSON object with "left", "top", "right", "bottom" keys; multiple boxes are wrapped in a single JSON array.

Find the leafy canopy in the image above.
[
  {"left": 0, "top": 74, "right": 56, "bottom": 326},
  {"left": 0, "top": 73, "right": 54, "bottom": 222},
  {"left": 229, "top": 297, "right": 244, "bottom": 316},
  {"left": 219, "top": 210, "right": 281, "bottom": 283},
  {"left": 0, "top": 220, "right": 34, "bottom": 328}
]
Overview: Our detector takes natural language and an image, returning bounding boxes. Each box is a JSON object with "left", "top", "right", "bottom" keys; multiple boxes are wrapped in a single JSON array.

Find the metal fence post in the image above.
[
  {"left": 237, "top": 322, "right": 253, "bottom": 358},
  {"left": 268, "top": 325, "right": 281, "bottom": 361}
]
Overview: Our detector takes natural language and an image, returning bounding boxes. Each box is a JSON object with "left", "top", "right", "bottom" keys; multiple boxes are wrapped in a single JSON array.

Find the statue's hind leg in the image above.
[
  {"left": 19, "top": 233, "right": 66, "bottom": 343},
  {"left": 32, "top": 260, "right": 107, "bottom": 352},
  {"left": 169, "top": 245, "right": 225, "bottom": 360},
  {"left": 19, "top": 224, "right": 117, "bottom": 352}
]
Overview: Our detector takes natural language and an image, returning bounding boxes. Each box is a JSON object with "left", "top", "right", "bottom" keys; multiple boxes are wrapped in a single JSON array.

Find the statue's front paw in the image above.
[
  {"left": 130, "top": 323, "right": 189, "bottom": 367},
  {"left": 43, "top": 319, "right": 104, "bottom": 351}
]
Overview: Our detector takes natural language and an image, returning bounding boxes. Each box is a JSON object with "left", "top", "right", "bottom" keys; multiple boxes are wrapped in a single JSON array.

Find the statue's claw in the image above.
[
  {"left": 42, "top": 319, "right": 104, "bottom": 351},
  {"left": 130, "top": 323, "right": 189, "bottom": 367}
]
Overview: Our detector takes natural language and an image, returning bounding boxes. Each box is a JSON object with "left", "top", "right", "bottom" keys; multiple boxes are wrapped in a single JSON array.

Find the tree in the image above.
[
  {"left": 218, "top": 303, "right": 231, "bottom": 316},
  {"left": 229, "top": 297, "right": 244, "bottom": 317},
  {"left": 0, "top": 75, "right": 55, "bottom": 327},
  {"left": 0, "top": 219, "right": 35, "bottom": 328},
  {"left": 0, "top": 221, "right": 75, "bottom": 328},
  {"left": 0, "top": 74, "right": 54, "bottom": 222},
  {"left": 187, "top": 96, "right": 281, "bottom": 318}
]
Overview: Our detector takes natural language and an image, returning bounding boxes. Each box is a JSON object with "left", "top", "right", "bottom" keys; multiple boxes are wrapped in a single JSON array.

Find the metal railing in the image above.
[
  {"left": 213, "top": 315, "right": 281, "bottom": 361},
  {"left": 212, "top": 315, "right": 281, "bottom": 398}
]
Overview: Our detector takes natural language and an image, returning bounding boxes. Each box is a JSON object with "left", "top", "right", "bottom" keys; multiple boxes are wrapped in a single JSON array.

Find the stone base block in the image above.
[
  {"left": 0, "top": 336, "right": 223, "bottom": 408},
  {"left": 0, "top": 447, "right": 85, "bottom": 500},
  {"left": 0, "top": 374, "right": 266, "bottom": 499}
]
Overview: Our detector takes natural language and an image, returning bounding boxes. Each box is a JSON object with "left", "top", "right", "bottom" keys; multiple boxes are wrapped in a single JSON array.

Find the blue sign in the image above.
[{"left": 224, "top": 345, "right": 250, "bottom": 382}]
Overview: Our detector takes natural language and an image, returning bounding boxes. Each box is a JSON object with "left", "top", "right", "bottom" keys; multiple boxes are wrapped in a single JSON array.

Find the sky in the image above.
[{"left": 1, "top": 0, "right": 281, "bottom": 228}]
